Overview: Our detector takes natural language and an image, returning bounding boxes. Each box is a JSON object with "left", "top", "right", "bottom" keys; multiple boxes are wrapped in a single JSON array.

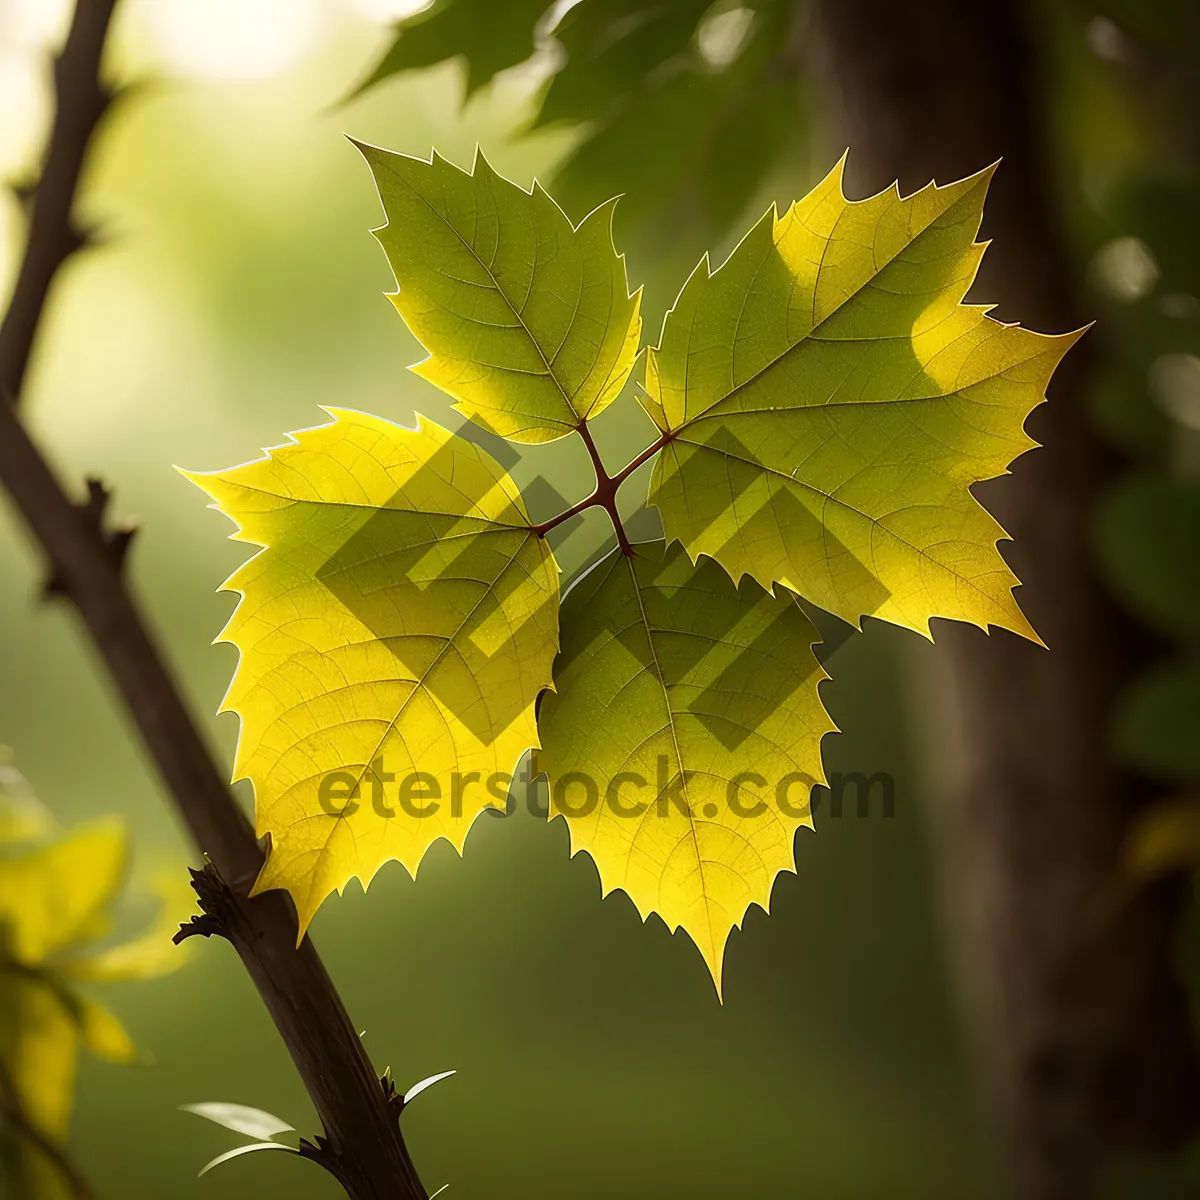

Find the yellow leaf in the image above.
[
  {"left": 0, "top": 752, "right": 54, "bottom": 845},
  {"left": 538, "top": 542, "right": 834, "bottom": 995},
  {"left": 360, "top": 144, "right": 643, "bottom": 444},
  {"left": 644, "top": 158, "right": 1082, "bottom": 639},
  {"left": 68, "top": 867, "right": 198, "bottom": 983},
  {"left": 75, "top": 996, "right": 137, "bottom": 1065},
  {"left": 0, "top": 973, "right": 80, "bottom": 1199},
  {"left": 184, "top": 409, "right": 559, "bottom": 933},
  {"left": 0, "top": 976, "right": 78, "bottom": 1142},
  {"left": 1120, "top": 796, "right": 1200, "bottom": 884},
  {"left": 0, "top": 821, "right": 126, "bottom": 965}
]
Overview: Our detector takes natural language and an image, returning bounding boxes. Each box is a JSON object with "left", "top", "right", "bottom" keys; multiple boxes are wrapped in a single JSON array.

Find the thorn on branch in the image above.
[
  {"left": 43, "top": 476, "right": 138, "bottom": 599},
  {"left": 66, "top": 219, "right": 111, "bottom": 257},
  {"left": 381, "top": 1069, "right": 404, "bottom": 1115},
  {"left": 7, "top": 174, "right": 37, "bottom": 212},
  {"left": 172, "top": 913, "right": 225, "bottom": 945},
  {"left": 298, "top": 1134, "right": 346, "bottom": 1184}
]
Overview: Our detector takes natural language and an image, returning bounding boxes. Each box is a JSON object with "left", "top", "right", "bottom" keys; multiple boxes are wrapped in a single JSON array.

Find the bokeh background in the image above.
[{"left": 1, "top": 1, "right": 1198, "bottom": 1197}]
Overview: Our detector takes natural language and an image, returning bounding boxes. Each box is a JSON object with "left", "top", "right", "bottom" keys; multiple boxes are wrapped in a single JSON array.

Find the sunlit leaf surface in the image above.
[
  {"left": 185, "top": 409, "right": 559, "bottom": 932},
  {"left": 643, "top": 159, "right": 1079, "bottom": 638}
]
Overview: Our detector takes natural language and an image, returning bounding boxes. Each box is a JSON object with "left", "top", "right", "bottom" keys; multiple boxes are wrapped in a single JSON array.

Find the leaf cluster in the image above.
[
  {"left": 187, "top": 148, "right": 1077, "bottom": 991},
  {"left": 0, "top": 756, "right": 194, "bottom": 1198}
]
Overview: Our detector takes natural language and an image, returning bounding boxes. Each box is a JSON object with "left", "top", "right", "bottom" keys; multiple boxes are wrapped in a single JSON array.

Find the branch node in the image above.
[
  {"left": 382, "top": 1070, "right": 404, "bottom": 1114},
  {"left": 41, "top": 477, "right": 138, "bottom": 599},
  {"left": 298, "top": 1134, "right": 350, "bottom": 1184},
  {"left": 7, "top": 175, "right": 37, "bottom": 212},
  {"left": 172, "top": 912, "right": 225, "bottom": 945},
  {"left": 67, "top": 220, "right": 104, "bottom": 255}
]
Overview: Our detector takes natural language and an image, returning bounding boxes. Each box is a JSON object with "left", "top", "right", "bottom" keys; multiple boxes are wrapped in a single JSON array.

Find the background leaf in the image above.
[
  {"left": 1113, "top": 658, "right": 1200, "bottom": 781},
  {"left": 352, "top": 0, "right": 552, "bottom": 100},
  {"left": 1095, "top": 475, "right": 1200, "bottom": 641},
  {"left": 0, "top": 822, "right": 126, "bottom": 966},
  {"left": 67, "top": 868, "right": 200, "bottom": 984},
  {"left": 353, "top": 0, "right": 810, "bottom": 308}
]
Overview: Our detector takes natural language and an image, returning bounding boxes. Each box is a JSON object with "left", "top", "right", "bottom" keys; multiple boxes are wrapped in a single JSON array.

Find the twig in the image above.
[
  {"left": 0, "top": 3, "right": 427, "bottom": 1197},
  {"left": 0, "top": 0, "right": 116, "bottom": 404}
]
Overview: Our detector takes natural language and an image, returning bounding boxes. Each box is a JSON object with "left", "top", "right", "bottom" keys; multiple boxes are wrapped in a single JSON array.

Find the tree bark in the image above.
[{"left": 808, "top": 2, "right": 1200, "bottom": 1197}]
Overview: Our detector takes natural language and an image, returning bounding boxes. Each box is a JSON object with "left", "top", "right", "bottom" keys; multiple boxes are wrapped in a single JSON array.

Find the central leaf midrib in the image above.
[
  {"left": 623, "top": 552, "right": 719, "bottom": 961},
  {"left": 293, "top": 533, "right": 552, "bottom": 898},
  {"left": 386, "top": 163, "right": 578, "bottom": 419},
  {"left": 666, "top": 184, "right": 979, "bottom": 437}
]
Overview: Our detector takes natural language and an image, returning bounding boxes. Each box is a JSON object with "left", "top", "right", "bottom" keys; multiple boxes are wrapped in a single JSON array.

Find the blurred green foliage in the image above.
[{"left": 358, "top": 0, "right": 810, "bottom": 316}]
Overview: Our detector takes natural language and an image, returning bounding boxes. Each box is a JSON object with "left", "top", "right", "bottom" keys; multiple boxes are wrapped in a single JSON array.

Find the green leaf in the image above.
[
  {"left": 359, "top": 144, "right": 642, "bottom": 445},
  {"left": 643, "top": 159, "right": 1081, "bottom": 638},
  {"left": 544, "top": 0, "right": 805, "bottom": 245},
  {"left": 198, "top": 1142, "right": 298, "bottom": 1178},
  {"left": 537, "top": 540, "right": 834, "bottom": 994},
  {"left": 350, "top": 0, "right": 550, "bottom": 100},
  {"left": 183, "top": 409, "right": 560, "bottom": 933},
  {"left": 1114, "top": 658, "right": 1200, "bottom": 782},
  {"left": 534, "top": 0, "right": 712, "bottom": 130},
  {"left": 403, "top": 1069, "right": 456, "bottom": 1104},
  {"left": 181, "top": 1102, "right": 294, "bottom": 1141},
  {"left": 1095, "top": 476, "right": 1200, "bottom": 641}
]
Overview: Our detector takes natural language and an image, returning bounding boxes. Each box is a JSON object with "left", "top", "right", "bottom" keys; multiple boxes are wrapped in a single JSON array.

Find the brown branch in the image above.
[
  {"left": 0, "top": 0, "right": 116, "bottom": 404},
  {"left": 0, "top": 3, "right": 427, "bottom": 1197}
]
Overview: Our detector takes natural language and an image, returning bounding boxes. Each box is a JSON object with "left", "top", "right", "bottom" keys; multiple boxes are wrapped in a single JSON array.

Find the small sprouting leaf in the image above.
[
  {"left": 643, "top": 158, "right": 1082, "bottom": 639},
  {"left": 184, "top": 409, "right": 559, "bottom": 933},
  {"left": 537, "top": 541, "right": 834, "bottom": 994},
  {"left": 359, "top": 144, "right": 642, "bottom": 444},
  {"left": 198, "top": 1142, "right": 297, "bottom": 1178},
  {"left": 403, "top": 1069, "right": 456, "bottom": 1105},
  {"left": 181, "top": 1102, "right": 295, "bottom": 1141}
]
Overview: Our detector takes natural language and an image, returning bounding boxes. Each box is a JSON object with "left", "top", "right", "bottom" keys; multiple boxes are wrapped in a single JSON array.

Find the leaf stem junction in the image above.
[{"left": 531, "top": 422, "right": 670, "bottom": 554}]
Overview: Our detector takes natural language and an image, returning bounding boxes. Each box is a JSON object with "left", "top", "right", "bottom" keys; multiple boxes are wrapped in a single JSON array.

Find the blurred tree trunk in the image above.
[{"left": 807, "top": 1, "right": 1200, "bottom": 1196}]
